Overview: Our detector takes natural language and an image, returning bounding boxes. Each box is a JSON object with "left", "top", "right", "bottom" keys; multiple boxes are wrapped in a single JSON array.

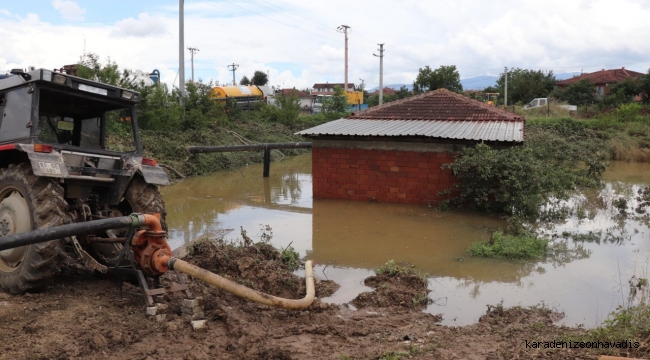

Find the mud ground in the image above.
[{"left": 0, "top": 240, "right": 639, "bottom": 360}]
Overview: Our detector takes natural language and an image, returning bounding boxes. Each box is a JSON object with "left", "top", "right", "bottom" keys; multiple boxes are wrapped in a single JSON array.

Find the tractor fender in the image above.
[
  {"left": 122, "top": 154, "right": 170, "bottom": 186},
  {"left": 15, "top": 144, "right": 69, "bottom": 178}
]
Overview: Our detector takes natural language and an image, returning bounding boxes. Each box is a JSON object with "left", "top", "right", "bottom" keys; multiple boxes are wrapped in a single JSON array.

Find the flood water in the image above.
[{"left": 161, "top": 154, "right": 650, "bottom": 327}]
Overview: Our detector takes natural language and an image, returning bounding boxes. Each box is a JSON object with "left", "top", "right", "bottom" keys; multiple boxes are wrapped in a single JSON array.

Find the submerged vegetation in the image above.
[
  {"left": 375, "top": 259, "right": 423, "bottom": 278},
  {"left": 467, "top": 231, "right": 548, "bottom": 260}
]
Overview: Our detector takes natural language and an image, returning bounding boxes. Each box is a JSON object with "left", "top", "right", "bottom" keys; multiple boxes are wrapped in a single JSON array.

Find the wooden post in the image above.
[{"left": 263, "top": 146, "right": 271, "bottom": 178}]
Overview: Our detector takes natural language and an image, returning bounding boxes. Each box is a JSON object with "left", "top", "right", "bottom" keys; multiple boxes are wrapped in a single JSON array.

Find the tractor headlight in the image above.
[
  {"left": 121, "top": 90, "right": 134, "bottom": 100},
  {"left": 52, "top": 73, "right": 67, "bottom": 85}
]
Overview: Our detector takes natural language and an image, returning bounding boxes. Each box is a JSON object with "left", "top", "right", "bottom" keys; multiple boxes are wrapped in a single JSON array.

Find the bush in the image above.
[
  {"left": 618, "top": 103, "right": 643, "bottom": 122},
  {"left": 443, "top": 118, "right": 608, "bottom": 217},
  {"left": 467, "top": 231, "right": 548, "bottom": 260}
]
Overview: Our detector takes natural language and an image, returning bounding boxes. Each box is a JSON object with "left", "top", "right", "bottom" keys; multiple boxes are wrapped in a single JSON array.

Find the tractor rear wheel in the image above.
[{"left": 0, "top": 163, "right": 71, "bottom": 293}]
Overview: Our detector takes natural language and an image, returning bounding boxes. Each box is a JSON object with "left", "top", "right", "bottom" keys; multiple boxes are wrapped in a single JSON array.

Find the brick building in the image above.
[
  {"left": 297, "top": 89, "right": 525, "bottom": 205},
  {"left": 556, "top": 67, "right": 645, "bottom": 97}
]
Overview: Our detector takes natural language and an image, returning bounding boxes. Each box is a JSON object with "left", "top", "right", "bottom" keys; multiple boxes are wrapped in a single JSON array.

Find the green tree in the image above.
[
  {"left": 496, "top": 68, "right": 556, "bottom": 105},
  {"left": 251, "top": 70, "right": 269, "bottom": 86},
  {"left": 76, "top": 53, "right": 121, "bottom": 86},
  {"left": 322, "top": 85, "right": 347, "bottom": 113},
  {"left": 413, "top": 65, "right": 463, "bottom": 93},
  {"left": 183, "top": 80, "right": 223, "bottom": 129},
  {"left": 136, "top": 83, "right": 183, "bottom": 131},
  {"left": 239, "top": 76, "right": 250, "bottom": 86},
  {"left": 603, "top": 78, "right": 640, "bottom": 107},
  {"left": 395, "top": 85, "right": 412, "bottom": 100},
  {"left": 552, "top": 79, "right": 596, "bottom": 107},
  {"left": 260, "top": 92, "right": 300, "bottom": 125},
  {"left": 637, "top": 69, "right": 650, "bottom": 105}
]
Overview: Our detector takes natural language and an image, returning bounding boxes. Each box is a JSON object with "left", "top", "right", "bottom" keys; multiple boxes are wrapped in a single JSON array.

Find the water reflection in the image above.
[{"left": 161, "top": 155, "right": 650, "bottom": 327}]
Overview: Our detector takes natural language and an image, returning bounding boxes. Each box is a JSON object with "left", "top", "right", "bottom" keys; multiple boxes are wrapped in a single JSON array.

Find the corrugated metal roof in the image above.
[
  {"left": 296, "top": 119, "right": 524, "bottom": 142},
  {"left": 348, "top": 88, "right": 525, "bottom": 122}
]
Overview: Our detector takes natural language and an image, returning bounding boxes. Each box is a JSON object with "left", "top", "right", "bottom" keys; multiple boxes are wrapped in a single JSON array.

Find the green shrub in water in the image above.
[
  {"left": 467, "top": 231, "right": 548, "bottom": 260},
  {"left": 442, "top": 118, "right": 608, "bottom": 217}
]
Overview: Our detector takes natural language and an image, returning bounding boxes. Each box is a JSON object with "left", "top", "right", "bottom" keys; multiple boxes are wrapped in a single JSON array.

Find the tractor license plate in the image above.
[
  {"left": 38, "top": 162, "right": 62, "bottom": 175},
  {"left": 78, "top": 83, "right": 108, "bottom": 96}
]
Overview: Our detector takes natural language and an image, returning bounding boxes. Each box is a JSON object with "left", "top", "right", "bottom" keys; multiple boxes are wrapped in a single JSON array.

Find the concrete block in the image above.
[
  {"left": 182, "top": 298, "right": 203, "bottom": 308},
  {"left": 149, "top": 314, "right": 166, "bottom": 322},
  {"left": 191, "top": 320, "right": 208, "bottom": 332},
  {"left": 146, "top": 303, "right": 168, "bottom": 316},
  {"left": 181, "top": 305, "right": 203, "bottom": 315},
  {"left": 182, "top": 311, "right": 205, "bottom": 321}
]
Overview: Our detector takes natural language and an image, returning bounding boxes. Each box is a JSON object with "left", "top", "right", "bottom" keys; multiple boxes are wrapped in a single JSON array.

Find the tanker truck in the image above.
[{"left": 210, "top": 85, "right": 275, "bottom": 110}]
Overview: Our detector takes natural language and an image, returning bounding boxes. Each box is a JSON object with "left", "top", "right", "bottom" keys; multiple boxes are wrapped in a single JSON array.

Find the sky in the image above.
[{"left": 0, "top": 0, "right": 649, "bottom": 91}]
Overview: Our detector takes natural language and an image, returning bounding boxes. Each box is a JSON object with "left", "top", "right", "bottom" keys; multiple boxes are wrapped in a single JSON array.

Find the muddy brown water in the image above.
[{"left": 161, "top": 154, "right": 650, "bottom": 327}]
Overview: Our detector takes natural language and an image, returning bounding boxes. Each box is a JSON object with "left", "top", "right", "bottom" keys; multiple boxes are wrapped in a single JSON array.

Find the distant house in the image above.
[
  {"left": 297, "top": 89, "right": 524, "bottom": 205},
  {"left": 311, "top": 83, "right": 355, "bottom": 95},
  {"left": 556, "top": 67, "right": 645, "bottom": 97},
  {"left": 368, "top": 87, "right": 396, "bottom": 97},
  {"left": 277, "top": 88, "right": 312, "bottom": 110}
]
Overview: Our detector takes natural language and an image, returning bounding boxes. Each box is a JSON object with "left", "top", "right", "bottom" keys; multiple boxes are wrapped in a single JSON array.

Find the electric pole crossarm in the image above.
[
  {"left": 188, "top": 47, "right": 200, "bottom": 83},
  {"left": 228, "top": 63, "right": 239, "bottom": 86},
  {"left": 374, "top": 44, "right": 385, "bottom": 105},
  {"left": 337, "top": 25, "right": 351, "bottom": 94}
]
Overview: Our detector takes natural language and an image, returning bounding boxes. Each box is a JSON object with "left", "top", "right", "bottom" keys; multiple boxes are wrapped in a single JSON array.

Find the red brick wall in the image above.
[{"left": 312, "top": 147, "right": 458, "bottom": 205}]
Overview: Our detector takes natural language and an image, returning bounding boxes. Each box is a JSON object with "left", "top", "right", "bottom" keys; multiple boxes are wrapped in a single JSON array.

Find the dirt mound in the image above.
[
  {"left": 182, "top": 240, "right": 338, "bottom": 301},
  {"left": 351, "top": 272, "right": 430, "bottom": 309}
]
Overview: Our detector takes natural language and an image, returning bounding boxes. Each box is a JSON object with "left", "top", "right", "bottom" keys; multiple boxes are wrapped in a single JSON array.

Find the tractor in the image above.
[{"left": 0, "top": 67, "right": 169, "bottom": 294}]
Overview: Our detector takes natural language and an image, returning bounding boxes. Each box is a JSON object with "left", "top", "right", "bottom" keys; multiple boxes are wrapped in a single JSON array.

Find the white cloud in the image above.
[
  {"left": 51, "top": 0, "right": 86, "bottom": 22},
  {"left": 110, "top": 13, "right": 168, "bottom": 38},
  {"left": 0, "top": 1, "right": 649, "bottom": 91}
]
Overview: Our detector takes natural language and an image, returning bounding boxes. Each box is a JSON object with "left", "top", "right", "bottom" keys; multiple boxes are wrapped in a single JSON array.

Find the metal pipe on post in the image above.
[
  {"left": 263, "top": 145, "right": 271, "bottom": 178},
  {"left": 186, "top": 142, "right": 312, "bottom": 177},
  {"left": 186, "top": 142, "right": 312, "bottom": 154}
]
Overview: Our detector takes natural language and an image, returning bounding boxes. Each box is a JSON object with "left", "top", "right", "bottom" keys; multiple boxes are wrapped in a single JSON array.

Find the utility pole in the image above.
[
  {"left": 504, "top": 66, "right": 508, "bottom": 107},
  {"left": 358, "top": 78, "right": 365, "bottom": 91},
  {"left": 228, "top": 63, "right": 239, "bottom": 86},
  {"left": 337, "top": 25, "right": 350, "bottom": 94},
  {"left": 179, "top": 0, "right": 185, "bottom": 105},
  {"left": 374, "top": 44, "right": 384, "bottom": 105},
  {"left": 188, "top": 47, "right": 199, "bottom": 83}
]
